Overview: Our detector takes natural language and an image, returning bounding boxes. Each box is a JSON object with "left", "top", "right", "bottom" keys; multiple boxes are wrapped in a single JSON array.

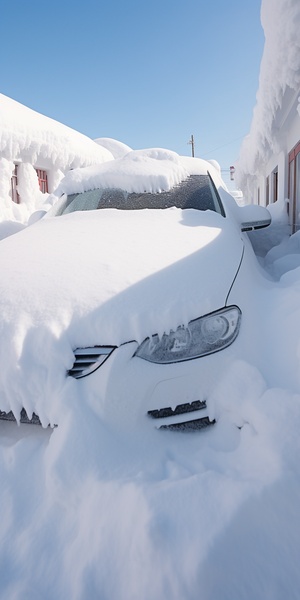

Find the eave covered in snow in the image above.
[
  {"left": 236, "top": 0, "right": 300, "bottom": 232},
  {"left": 0, "top": 94, "right": 113, "bottom": 223},
  {"left": 0, "top": 94, "right": 113, "bottom": 170}
]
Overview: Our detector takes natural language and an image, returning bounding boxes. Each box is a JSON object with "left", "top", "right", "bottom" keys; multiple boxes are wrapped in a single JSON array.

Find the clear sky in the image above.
[{"left": 1, "top": 0, "right": 264, "bottom": 189}]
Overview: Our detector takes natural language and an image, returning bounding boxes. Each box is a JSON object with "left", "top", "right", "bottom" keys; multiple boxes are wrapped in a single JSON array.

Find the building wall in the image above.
[
  {"left": 236, "top": 0, "right": 300, "bottom": 235},
  {"left": 242, "top": 91, "right": 300, "bottom": 233},
  {"left": 0, "top": 94, "right": 114, "bottom": 223}
]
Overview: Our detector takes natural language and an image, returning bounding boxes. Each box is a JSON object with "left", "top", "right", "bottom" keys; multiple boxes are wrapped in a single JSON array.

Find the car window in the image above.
[{"left": 55, "top": 175, "right": 225, "bottom": 217}]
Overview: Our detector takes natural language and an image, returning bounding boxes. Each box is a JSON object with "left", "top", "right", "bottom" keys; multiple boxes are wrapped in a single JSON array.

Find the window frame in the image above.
[
  {"left": 265, "top": 175, "right": 270, "bottom": 206},
  {"left": 272, "top": 167, "right": 278, "bottom": 203},
  {"left": 52, "top": 175, "right": 226, "bottom": 218},
  {"left": 35, "top": 168, "right": 49, "bottom": 194},
  {"left": 288, "top": 141, "right": 300, "bottom": 232},
  {"left": 11, "top": 164, "right": 20, "bottom": 204}
]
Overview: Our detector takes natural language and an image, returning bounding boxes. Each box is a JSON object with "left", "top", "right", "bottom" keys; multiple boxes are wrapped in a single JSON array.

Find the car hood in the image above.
[
  {"left": 0, "top": 208, "right": 243, "bottom": 342},
  {"left": 0, "top": 208, "right": 243, "bottom": 419}
]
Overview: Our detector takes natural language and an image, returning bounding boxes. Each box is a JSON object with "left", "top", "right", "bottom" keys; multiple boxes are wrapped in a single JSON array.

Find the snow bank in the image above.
[
  {"left": 1, "top": 315, "right": 300, "bottom": 599},
  {"left": 247, "top": 196, "right": 290, "bottom": 257}
]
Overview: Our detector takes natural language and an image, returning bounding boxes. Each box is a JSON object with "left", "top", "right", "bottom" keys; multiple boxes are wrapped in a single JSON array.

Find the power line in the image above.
[{"left": 201, "top": 135, "right": 246, "bottom": 157}]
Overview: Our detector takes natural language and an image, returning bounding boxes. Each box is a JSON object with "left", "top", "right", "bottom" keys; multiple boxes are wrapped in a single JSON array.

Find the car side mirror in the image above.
[{"left": 239, "top": 205, "right": 271, "bottom": 231}]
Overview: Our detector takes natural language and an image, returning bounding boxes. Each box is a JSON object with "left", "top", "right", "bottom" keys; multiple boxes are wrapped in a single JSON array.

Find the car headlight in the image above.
[{"left": 134, "top": 306, "right": 241, "bottom": 364}]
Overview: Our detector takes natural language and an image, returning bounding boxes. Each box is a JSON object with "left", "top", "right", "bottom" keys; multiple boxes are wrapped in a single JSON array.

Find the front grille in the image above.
[
  {"left": 148, "top": 400, "right": 206, "bottom": 419},
  {"left": 160, "top": 416, "right": 214, "bottom": 431},
  {"left": 148, "top": 399, "right": 215, "bottom": 431},
  {"left": 0, "top": 408, "right": 42, "bottom": 425},
  {"left": 68, "top": 346, "right": 116, "bottom": 379}
]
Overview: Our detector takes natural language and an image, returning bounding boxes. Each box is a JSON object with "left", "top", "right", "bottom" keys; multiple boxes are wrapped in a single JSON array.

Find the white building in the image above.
[
  {"left": 236, "top": 0, "right": 300, "bottom": 233},
  {"left": 0, "top": 94, "right": 113, "bottom": 222}
]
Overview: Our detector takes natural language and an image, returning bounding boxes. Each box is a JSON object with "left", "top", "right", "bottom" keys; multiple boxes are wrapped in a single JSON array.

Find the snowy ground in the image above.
[{"left": 0, "top": 196, "right": 300, "bottom": 600}]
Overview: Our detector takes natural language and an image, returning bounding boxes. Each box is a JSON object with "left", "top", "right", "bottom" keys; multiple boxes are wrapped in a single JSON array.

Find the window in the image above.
[
  {"left": 272, "top": 168, "right": 278, "bottom": 203},
  {"left": 35, "top": 169, "right": 48, "bottom": 193},
  {"left": 11, "top": 165, "right": 20, "bottom": 203},
  {"left": 289, "top": 142, "right": 300, "bottom": 232},
  {"left": 52, "top": 175, "right": 226, "bottom": 217},
  {"left": 266, "top": 176, "right": 270, "bottom": 206}
]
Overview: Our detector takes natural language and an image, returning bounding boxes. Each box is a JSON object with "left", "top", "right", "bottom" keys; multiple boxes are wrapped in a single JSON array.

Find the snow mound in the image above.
[{"left": 94, "top": 137, "right": 132, "bottom": 158}]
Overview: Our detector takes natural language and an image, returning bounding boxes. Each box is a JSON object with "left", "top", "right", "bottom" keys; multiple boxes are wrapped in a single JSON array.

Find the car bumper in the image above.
[{"left": 74, "top": 340, "right": 237, "bottom": 431}]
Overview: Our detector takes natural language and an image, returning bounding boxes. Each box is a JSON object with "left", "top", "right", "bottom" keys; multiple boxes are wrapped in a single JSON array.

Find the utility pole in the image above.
[{"left": 188, "top": 134, "right": 195, "bottom": 157}]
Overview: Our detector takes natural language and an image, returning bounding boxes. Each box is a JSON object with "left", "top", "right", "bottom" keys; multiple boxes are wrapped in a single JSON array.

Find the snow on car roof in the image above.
[{"left": 57, "top": 147, "right": 226, "bottom": 196}]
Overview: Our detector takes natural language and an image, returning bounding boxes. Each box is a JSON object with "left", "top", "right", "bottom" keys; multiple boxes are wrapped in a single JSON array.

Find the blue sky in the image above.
[{"left": 1, "top": 0, "right": 264, "bottom": 188}]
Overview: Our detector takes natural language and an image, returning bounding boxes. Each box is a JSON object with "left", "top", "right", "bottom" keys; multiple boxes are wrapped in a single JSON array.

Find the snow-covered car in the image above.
[{"left": 0, "top": 149, "right": 271, "bottom": 430}]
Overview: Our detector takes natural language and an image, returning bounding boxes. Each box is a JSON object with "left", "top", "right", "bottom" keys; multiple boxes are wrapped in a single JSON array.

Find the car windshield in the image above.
[{"left": 55, "top": 174, "right": 225, "bottom": 217}]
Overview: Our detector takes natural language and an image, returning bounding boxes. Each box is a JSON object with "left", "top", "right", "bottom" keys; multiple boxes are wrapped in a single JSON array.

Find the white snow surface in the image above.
[
  {"left": 0, "top": 148, "right": 300, "bottom": 599},
  {"left": 236, "top": 0, "right": 300, "bottom": 187},
  {"left": 0, "top": 205, "right": 243, "bottom": 428},
  {"left": 56, "top": 148, "right": 221, "bottom": 196},
  {"left": 56, "top": 148, "right": 218, "bottom": 196},
  {"left": 0, "top": 94, "right": 113, "bottom": 224},
  {"left": 94, "top": 137, "right": 132, "bottom": 158},
  {"left": 0, "top": 93, "right": 113, "bottom": 169}
]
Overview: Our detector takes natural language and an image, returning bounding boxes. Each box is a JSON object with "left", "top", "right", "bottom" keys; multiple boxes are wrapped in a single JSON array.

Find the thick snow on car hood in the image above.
[
  {"left": 0, "top": 207, "right": 243, "bottom": 420},
  {"left": 0, "top": 208, "right": 243, "bottom": 341}
]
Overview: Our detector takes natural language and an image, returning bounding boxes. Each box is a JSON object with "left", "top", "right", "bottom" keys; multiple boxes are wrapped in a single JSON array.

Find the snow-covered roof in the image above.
[
  {"left": 0, "top": 94, "right": 113, "bottom": 170},
  {"left": 236, "top": 0, "right": 300, "bottom": 187}
]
